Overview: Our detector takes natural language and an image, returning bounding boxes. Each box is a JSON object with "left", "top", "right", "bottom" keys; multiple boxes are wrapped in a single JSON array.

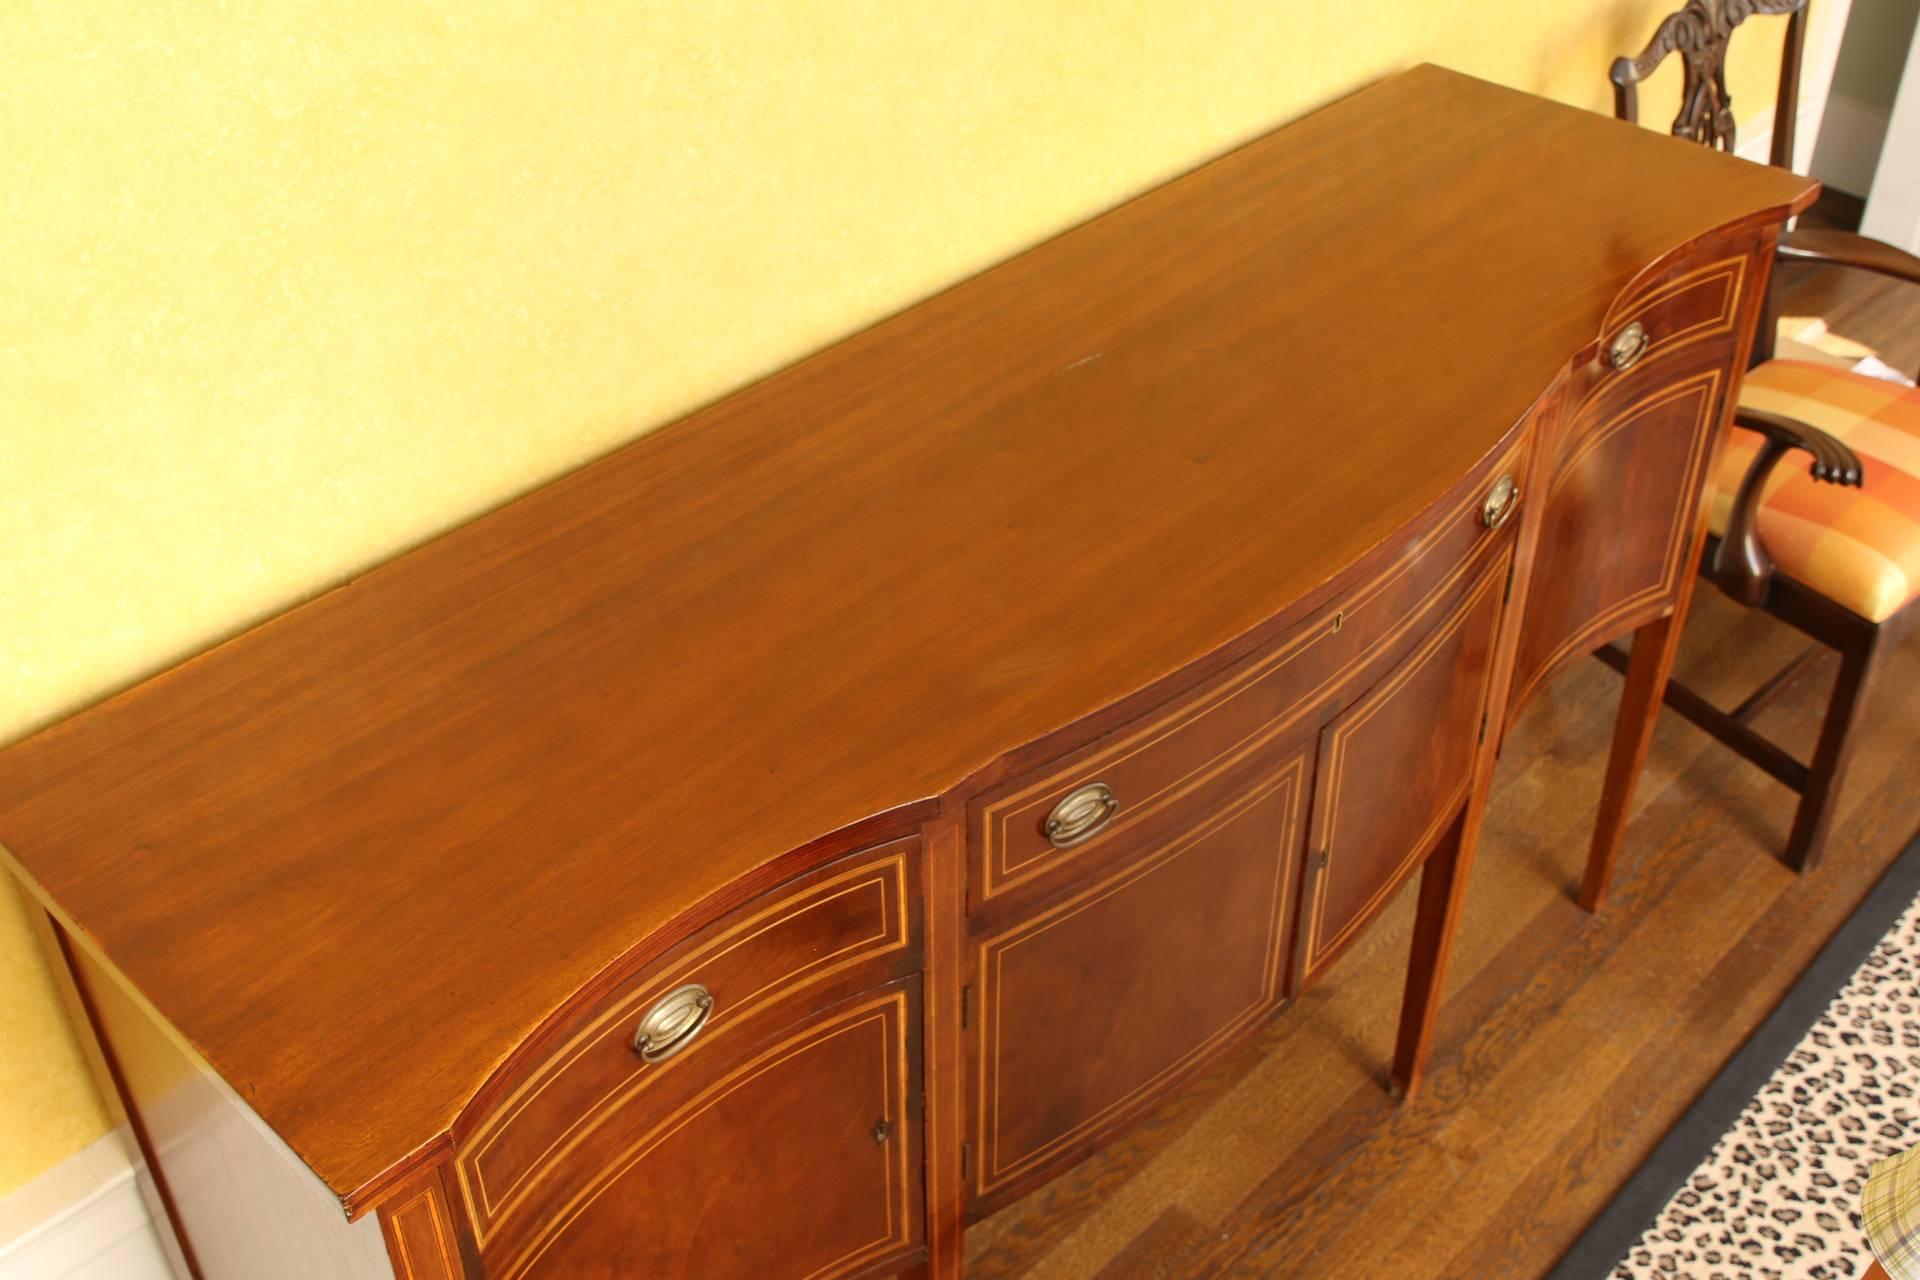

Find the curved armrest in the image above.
[
  {"left": 1735, "top": 408, "right": 1865, "bottom": 485},
  {"left": 1778, "top": 227, "right": 1920, "bottom": 289},
  {"left": 1711, "top": 409, "right": 1864, "bottom": 606}
]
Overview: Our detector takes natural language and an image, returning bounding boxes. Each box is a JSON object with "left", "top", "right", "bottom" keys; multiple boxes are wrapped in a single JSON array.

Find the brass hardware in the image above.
[
  {"left": 632, "top": 983, "right": 714, "bottom": 1064},
  {"left": 1481, "top": 474, "right": 1519, "bottom": 530},
  {"left": 1044, "top": 781, "right": 1119, "bottom": 849},
  {"left": 1331, "top": 610, "right": 1344, "bottom": 634},
  {"left": 1608, "top": 321, "right": 1650, "bottom": 371},
  {"left": 873, "top": 1119, "right": 891, "bottom": 1144}
]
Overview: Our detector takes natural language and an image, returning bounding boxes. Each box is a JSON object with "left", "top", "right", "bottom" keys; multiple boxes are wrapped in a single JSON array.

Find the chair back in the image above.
[{"left": 1611, "top": 0, "right": 1811, "bottom": 168}]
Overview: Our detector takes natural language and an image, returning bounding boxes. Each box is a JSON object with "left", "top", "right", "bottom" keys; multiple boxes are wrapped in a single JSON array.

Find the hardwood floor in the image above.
[{"left": 961, "top": 223, "right": 1920, "bottom": 1279}]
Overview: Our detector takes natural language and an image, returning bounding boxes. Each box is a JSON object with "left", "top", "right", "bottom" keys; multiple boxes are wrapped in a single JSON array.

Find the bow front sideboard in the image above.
[{"left": 0, "top": 67, "right": 1813, "bottom": 1279}]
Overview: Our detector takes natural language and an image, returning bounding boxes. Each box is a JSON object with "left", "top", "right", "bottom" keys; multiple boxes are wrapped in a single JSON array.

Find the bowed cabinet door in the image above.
[
  {"left": 492, "top": 979, "right": 923, "bottom": 1280},
  {"left": 1507, "top": 248, "right": 1754, "bottom": 713},
  {"left": 1294, "top": 553, "right": 1508, "bottom": 989}
]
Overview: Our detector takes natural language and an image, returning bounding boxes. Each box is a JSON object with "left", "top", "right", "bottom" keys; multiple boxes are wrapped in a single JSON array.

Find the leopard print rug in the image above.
[{"left": 1610, "top": 890, "right": 1920, "bottom": 1279}]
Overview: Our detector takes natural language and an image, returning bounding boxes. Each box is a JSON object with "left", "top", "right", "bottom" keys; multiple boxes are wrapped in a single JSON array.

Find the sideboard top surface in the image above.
[{"left": 0, "top": 65, "right": 1813, "bottom": 1206}]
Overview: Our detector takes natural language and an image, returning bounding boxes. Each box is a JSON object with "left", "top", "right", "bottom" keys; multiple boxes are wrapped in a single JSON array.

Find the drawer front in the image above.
[
  {"left": 492, "top": 979, "right": 923, "bottom": 1280},
  {"left": 968, "top": 437, "right": 1526, "bottom": 910},
  {"left": 969, "top": 749, "right": 1311, "bottom": 1212},
  {"left": 1297, "top": 547, "right": 1508, "bottom": 990},
  {"left": 1598, "top": 251, "right": 1748, "bottom": 378},
  {"left": 456, "top": 839, "right": 919, "bottom": 1246}
]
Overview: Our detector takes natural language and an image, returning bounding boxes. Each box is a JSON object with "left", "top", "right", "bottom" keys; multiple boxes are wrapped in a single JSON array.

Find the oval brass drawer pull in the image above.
[
  {"left": 632, "top": 983, "right": 714, "bottom": 1064},
  {"left": 1481, "top": 473, "right": 1520, "bottom": 530},
  {"left": 1044, "top": 782, "right": 1119, "bottom": 849},
  {"left": 1608, "top": 321, "right": 1651, "bottom": 371}
]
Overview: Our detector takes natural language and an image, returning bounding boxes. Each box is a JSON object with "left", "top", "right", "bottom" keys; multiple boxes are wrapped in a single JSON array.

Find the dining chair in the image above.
[{"left": 1589, "top": 0, "right": 1920, "bottom": 891}]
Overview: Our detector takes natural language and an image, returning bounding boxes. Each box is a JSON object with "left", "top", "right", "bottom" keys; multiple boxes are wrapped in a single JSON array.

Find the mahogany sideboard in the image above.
[{"left": 1, "top": 66, "right": 1814, "bottom": 1279}]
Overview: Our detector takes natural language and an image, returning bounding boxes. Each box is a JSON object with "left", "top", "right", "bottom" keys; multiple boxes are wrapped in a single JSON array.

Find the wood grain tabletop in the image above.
[{"left": 0, "top": 65, "right": 1814, "bottom": 1208}]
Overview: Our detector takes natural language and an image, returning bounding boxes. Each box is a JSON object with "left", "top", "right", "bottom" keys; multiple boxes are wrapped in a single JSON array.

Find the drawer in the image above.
[
  {"left": 967, "top": 437, "right": 1526, "bottom": 911},
  {"left": 454, "top": 838, "right": 920, "bottom": 1246},
  {"left": 1593, "top": 250, "right": 1749, "bottom": 393}
]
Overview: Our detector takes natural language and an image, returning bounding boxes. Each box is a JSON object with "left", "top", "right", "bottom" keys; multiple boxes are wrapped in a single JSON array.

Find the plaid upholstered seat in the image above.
[
  {"left": 1709, "top": 359, "right": 1920, "bottom": 622},
  {"left": 1867, "top": 1144, "right": 1920, "bottom": 1279}
]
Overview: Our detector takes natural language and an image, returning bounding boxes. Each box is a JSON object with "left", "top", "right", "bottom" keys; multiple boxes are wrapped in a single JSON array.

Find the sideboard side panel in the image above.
[
  {"left": 20, "top": 899, "right": 198, "bottom": 1280},
  {"left": 65, "top": 940, "right": 399, "bottom": 1280}
]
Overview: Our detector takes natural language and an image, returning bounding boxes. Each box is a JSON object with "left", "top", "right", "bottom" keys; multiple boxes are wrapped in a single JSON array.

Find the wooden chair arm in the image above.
[
  {"left": 1778, "top": 227, "right": 1920, "bottom": 289},
  {"left": 1735, "top": 407, "right": 1865, "bottom": 484},
  {"left": 1711, "top": 408, "right": 1864, "bottom": 606}
]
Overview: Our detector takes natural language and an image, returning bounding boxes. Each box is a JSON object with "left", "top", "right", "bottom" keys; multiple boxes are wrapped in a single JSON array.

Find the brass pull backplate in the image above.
[
  {"left": 632, "top": 983, "right": 714, "bottom": 1064},
  {"left": 1044, "top": 781, "right": 1120, "bottom": 849},
  {"left": 1481, "top": 473, "right": 1520, "bottom": 530},
  {"left": 1608, "top": 321, "right": 1650, "bottom": 371}
]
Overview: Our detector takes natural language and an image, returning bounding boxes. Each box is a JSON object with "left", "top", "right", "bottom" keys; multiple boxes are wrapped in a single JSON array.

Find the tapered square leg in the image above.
[
  {"left": 1581, "top": 610, "right": 1688, "bottom": 913},
  {"left": 1392, "top": 816, "right": 1467, "bottom": 1101}
]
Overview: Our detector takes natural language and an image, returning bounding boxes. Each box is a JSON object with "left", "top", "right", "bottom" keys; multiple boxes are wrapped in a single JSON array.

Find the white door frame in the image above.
[
  {"left": 1792, "top": 0, "right": 1857, "bottom": 173},
  {"left": 1863, "top": 8, "right": 1920, "bottom": 248}
]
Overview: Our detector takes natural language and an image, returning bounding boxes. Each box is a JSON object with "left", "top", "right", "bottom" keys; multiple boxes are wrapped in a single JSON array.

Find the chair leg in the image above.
[
  {"left": 1783, "top": 632, "right": 1883, "bottom": 872},
  {"left": 1581, "top": 610, "right": 1687, "bottom": 913}
]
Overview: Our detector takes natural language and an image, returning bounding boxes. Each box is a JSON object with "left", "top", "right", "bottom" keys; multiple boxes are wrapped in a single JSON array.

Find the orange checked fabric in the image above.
[{"left": 1710, "top": 359, "right": 1920, "bottom": 622}]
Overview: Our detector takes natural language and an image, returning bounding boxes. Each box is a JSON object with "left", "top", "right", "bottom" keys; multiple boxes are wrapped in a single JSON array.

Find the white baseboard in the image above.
[
  {"left": 1811, "top": 92, "right": 1892, "bottom": 197},
  {"left": 0, "top": 1134, "right": 174, "bottom": 1280}
]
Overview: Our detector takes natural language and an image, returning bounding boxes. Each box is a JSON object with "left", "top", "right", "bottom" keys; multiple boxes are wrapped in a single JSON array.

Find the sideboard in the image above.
[{"left": 0, "top": 65, "right": 1814, "bottom": 1279}]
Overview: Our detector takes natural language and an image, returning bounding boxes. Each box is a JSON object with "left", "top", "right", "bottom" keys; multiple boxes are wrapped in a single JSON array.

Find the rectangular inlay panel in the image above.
[{"left": 971, "top": 755, "right": 1308, "bottom": 1208}]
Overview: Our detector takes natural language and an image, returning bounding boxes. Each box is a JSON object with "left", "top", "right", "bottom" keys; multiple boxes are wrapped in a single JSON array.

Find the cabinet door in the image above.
[
  {"left": 1296, "top": 554, "right": 1506, "bottom": 990},
  {"left": 499, "top": 980, "right": 922, "bottom": 1280},
  {"left": 969, "top": 752, "right": 1310, "bottom": 1212},
  {"left": 1509, "top": 362, "right": 1727, "bottom": 709}
]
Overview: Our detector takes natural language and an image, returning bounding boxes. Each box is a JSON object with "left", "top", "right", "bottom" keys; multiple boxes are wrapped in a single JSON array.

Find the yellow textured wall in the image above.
[{"left": 0, "top": 2, "right": 1808, "bottom": 1199}]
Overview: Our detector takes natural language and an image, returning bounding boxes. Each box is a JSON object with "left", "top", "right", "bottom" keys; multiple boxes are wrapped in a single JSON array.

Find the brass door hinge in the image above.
[
  {"left": 1478, "top": 709, "right": 1490, "bottom": 745},
  {"left": 1503, "top": 559, "right": 1517, "bottom": 604}
]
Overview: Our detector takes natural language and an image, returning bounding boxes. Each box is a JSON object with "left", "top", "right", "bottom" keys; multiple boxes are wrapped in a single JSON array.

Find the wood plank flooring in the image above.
[{"left": 961, "top": 216, "right": 1920, "bottom": 1279}]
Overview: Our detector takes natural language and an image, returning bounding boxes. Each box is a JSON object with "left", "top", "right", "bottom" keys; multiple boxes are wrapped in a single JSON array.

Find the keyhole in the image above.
[{"left": 873, "top": 1118, "right": 890, "bottom": 1144}]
